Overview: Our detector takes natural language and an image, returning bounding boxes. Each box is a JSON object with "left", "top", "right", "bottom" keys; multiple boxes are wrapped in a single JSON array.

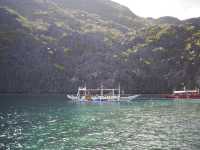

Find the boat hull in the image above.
[{"left": 67, "top": 95, "right": 140, "bottom": 101}]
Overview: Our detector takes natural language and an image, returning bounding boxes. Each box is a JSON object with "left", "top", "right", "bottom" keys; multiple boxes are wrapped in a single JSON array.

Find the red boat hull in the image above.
[{"left": 163, "top": 94, "right": 200, "bottom": 99}]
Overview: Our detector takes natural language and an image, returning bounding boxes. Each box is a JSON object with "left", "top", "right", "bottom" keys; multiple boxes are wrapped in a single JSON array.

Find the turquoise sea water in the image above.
[{"left": 0, "top": 95, "right": 200, "bottom": 150}]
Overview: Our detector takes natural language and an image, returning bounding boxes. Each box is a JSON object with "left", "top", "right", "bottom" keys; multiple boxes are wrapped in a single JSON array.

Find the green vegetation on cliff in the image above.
[{"left": 0, "top": 0, "right": 200, "bottom": 93}]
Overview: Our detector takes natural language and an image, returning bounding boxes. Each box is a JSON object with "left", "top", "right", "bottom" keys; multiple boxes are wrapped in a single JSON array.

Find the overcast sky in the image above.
[{"left": 113, "top": 0, "right": 200, "bottom": 20}]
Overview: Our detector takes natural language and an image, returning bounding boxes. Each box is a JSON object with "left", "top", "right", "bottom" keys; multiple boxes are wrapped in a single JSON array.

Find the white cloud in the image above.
[{"left": 112, "top": 0, "right": 200, "bottom": 19}]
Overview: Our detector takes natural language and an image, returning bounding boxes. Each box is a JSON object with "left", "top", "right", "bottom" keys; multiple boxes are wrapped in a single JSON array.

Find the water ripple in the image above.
[{"left": 0, "top": 98, "right": 200, "bottom": 149}]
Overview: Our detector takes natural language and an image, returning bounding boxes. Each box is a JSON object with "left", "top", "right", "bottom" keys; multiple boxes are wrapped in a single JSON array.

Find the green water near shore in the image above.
[{"left": 0, "top": 95, "right": 200, "bottom": 150}]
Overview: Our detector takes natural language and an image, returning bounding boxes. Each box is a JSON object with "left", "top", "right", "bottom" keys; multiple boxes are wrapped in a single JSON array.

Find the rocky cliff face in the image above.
[{"left": 0, "top": 0, "right": 200, "bottom": 93}]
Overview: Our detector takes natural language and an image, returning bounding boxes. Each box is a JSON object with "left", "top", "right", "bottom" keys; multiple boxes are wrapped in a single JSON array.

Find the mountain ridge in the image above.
[{"left": 0, "top": 0, "right": 200, "bottom": 93}]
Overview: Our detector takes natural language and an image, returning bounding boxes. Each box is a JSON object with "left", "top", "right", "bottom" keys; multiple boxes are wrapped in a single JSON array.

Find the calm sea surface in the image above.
[{"left": 0, "top": 95, "right": 200, "bottom": 150}]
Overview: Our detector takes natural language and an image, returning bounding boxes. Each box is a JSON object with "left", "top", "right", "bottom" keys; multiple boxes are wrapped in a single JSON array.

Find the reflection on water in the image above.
[{"left": 0, "top": 95, "right": 200, "bottom": 150}]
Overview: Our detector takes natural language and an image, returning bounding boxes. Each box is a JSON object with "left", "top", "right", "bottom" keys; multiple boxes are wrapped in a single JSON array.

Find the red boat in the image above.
[{"left": 164, "top": 89, "right": 200, "bottom": 99}]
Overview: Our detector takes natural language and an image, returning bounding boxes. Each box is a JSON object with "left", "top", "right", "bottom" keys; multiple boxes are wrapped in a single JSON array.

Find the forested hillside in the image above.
[{"left": 0, "top": 0, "right": 200, "bottom": 93}]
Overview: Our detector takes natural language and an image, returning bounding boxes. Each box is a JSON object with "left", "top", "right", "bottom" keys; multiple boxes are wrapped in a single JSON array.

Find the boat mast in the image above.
[
  {"left": 84, "top": 83, "right": 87, "bottom": 97},
  {"left": 100, "top": 84, "right": 103, "bottom": 101},
  {"left": 118, "top": 83, "right": 120, "bottom": 101},
  {"left": 77, "top": 86, "right": 80, "bottom": 101}
]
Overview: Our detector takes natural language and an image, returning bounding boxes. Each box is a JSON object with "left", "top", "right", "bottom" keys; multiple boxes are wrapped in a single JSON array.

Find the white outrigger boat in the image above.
[{"left": 67, "top": 85, "right": 140, "bottom": 102}]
